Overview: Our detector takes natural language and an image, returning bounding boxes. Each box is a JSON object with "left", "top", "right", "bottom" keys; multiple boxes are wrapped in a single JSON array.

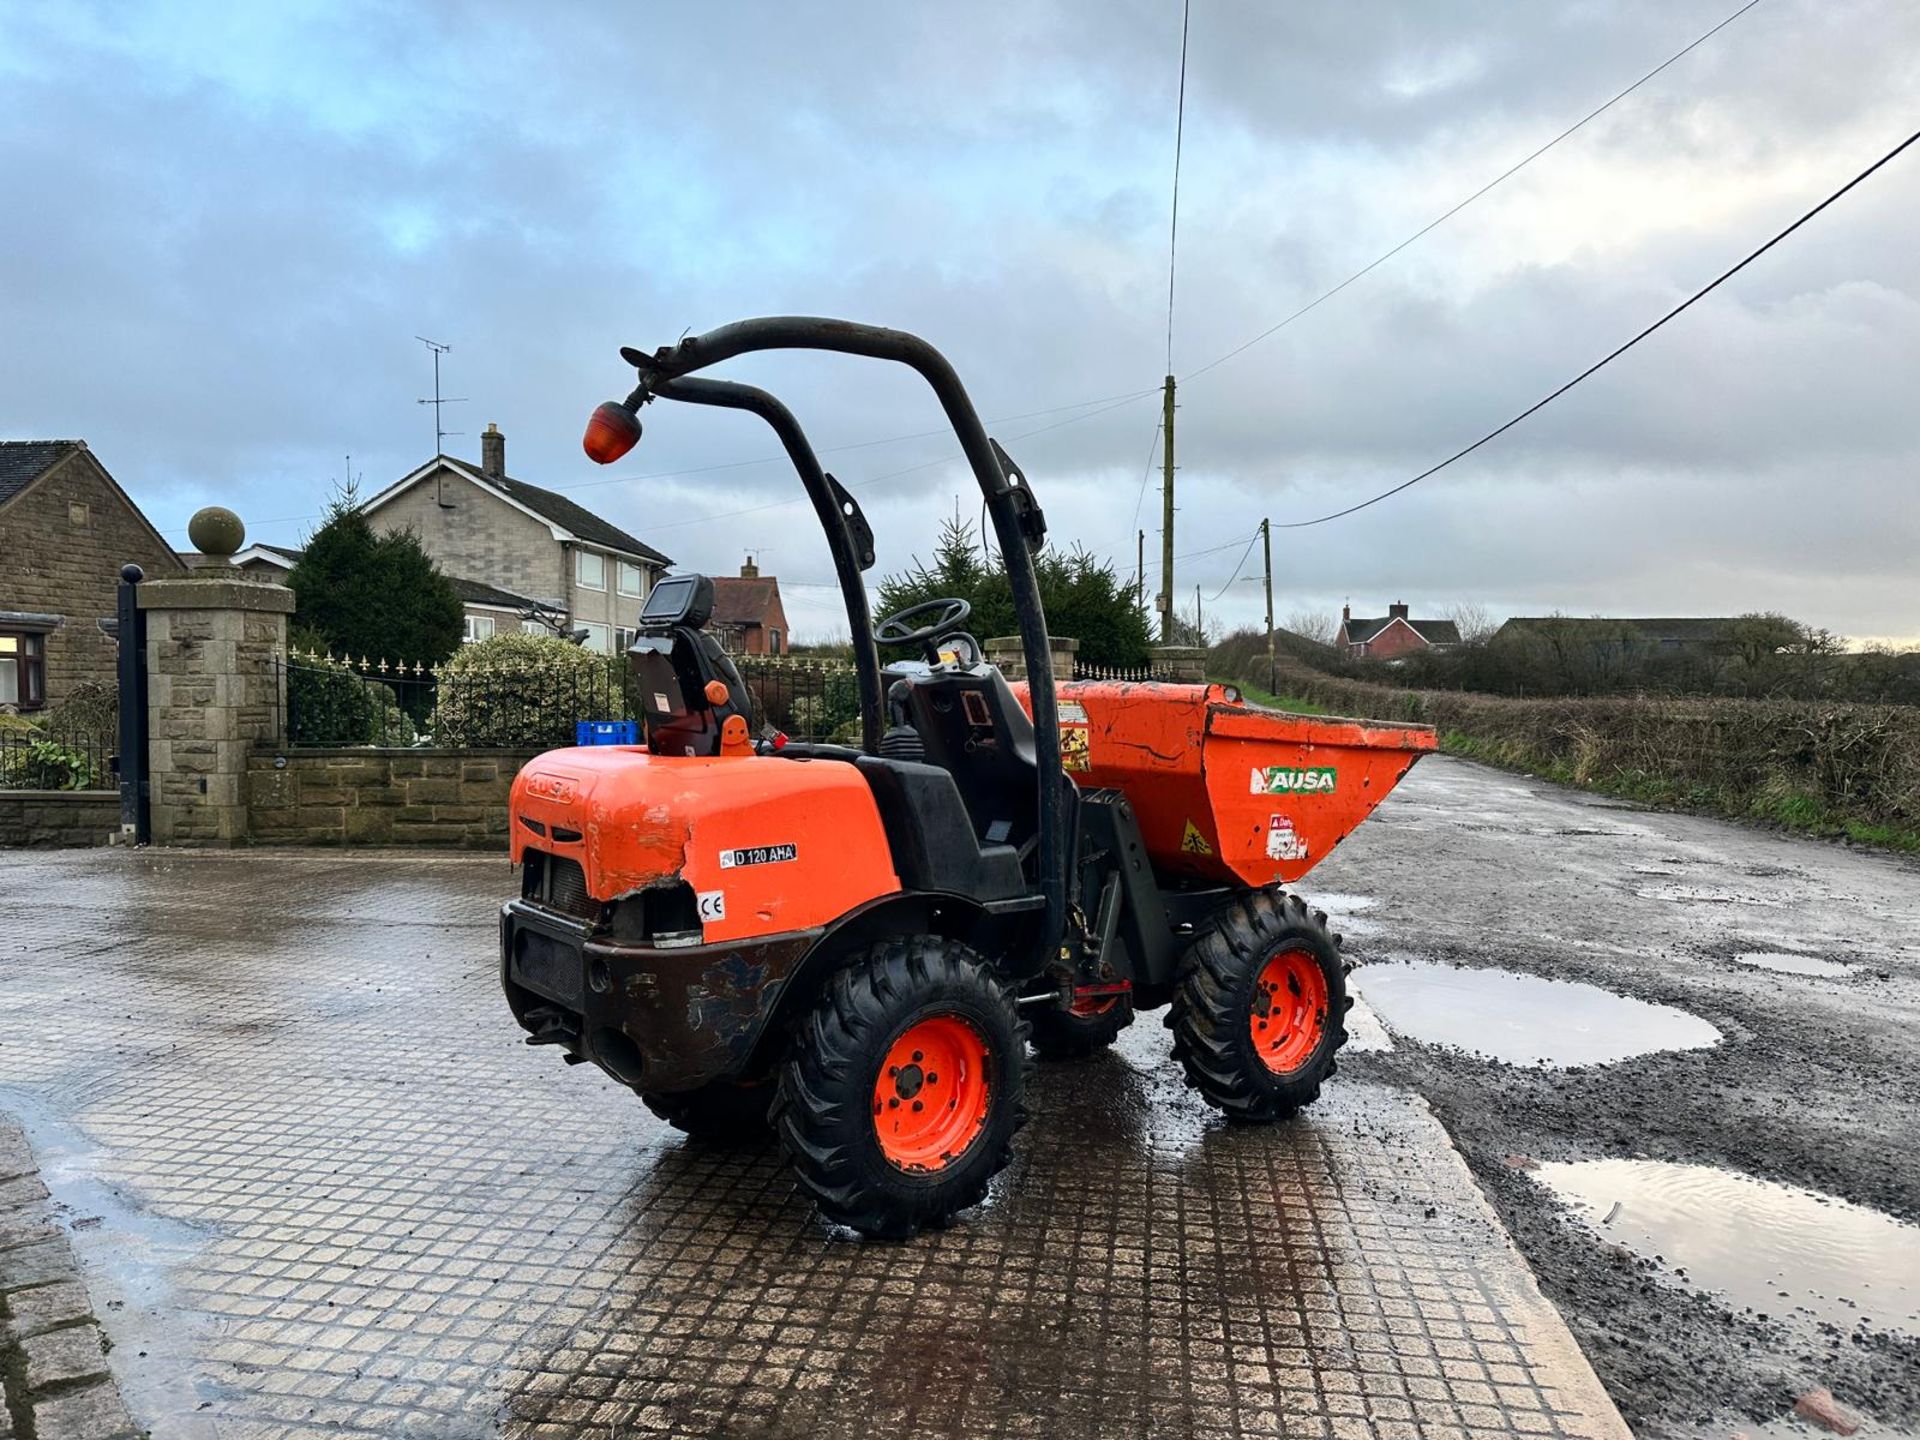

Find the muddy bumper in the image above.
[{"left": 500, "top": 900, "right": 819, "bottom": 1093}]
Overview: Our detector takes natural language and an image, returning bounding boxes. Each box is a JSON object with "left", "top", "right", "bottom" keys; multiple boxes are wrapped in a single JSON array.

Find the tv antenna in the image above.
[{"left": 414, "top": 336, "right": 466, "bottom": 454}]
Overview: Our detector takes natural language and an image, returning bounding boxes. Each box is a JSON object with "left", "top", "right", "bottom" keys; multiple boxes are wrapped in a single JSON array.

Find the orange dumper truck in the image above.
[{"left": 500, "top": 318, "right": 1436, "bottom": 1237}]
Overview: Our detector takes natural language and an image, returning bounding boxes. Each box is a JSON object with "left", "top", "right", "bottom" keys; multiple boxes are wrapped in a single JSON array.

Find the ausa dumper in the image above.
[{"left": 500, "top": 318, "right": 1435, "bottom": 1237}]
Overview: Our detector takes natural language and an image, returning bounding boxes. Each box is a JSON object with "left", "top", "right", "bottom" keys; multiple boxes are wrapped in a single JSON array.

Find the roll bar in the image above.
[
  {"left": 649, "top": 374, "right": 884, "bottom": 756},
  {"left": 621, "top": 317, "right": 1069, "bottom": 961}
]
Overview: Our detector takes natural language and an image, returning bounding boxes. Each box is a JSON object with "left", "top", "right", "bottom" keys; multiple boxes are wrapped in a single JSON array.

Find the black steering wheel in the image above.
[{"left": 875, "top": 596, "right": 972, "bottom": 663}]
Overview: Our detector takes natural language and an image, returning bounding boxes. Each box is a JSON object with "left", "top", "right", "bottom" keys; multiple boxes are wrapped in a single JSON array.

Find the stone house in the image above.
[
  {"left": 237, "top": 425, "right": 669, "bottom": 652},
  {"left": 1337, "top": 602, "right": 1461, "bottom": 660},
  {"left": 0, "top": 440, "right": 185, "bottom": 710},
  {"left": 708, "top": 557, "right": 791, "bottom": 655}
]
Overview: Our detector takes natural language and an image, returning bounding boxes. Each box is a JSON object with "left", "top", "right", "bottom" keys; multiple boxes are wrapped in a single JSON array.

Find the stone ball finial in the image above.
[{"left": 188, "top": 506, "right": 245, "bottom": 557}]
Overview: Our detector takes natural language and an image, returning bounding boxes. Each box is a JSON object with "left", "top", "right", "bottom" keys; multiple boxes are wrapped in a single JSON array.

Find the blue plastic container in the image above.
[{"left": 574, "top": 720, "right": 639, "bottom": 746}]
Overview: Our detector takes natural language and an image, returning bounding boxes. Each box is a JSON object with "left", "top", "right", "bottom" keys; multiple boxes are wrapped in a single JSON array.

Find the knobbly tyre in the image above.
[{"left": 500, "top": 318, "right": 1436, "bottom": 1238}]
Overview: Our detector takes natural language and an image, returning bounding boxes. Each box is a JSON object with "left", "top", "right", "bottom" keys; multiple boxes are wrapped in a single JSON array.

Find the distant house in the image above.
[
  {"left": 707, "top": 558, "right": 791, "bottom": 655},
  {"left": 229, "top": 542, "right": 304, "bottom": 579},
  {"left": 1494, "top": 617, "right": 1738, "bottom": 655},
  {"left": 1338, "top": 602, "right": 1460, "bottom": 660},
  {"left": 350, "top": 423, "right": 672, "bottom": 653},
  {"left": 0, "top": 440, "right": 186, "bottom": 710}
]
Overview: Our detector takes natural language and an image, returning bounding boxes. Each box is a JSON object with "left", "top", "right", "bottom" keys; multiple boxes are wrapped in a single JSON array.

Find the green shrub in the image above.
[
  {"left": 431, "top": 633, "right": 629, "bottom": 748},
  {"left": 287, "top": 652, "right": 416, "bottom": 746},
  {"left": 0, "top": 737, "right": 99, "bottom": 790}
]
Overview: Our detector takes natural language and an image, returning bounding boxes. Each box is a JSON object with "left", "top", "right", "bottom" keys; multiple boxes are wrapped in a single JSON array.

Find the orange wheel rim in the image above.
[
  {"left": 1068, "top": 991, "right": 1121, "bottom": 1018},
  {"left": 872, "top": 1014, "right": 991, "bottom": 1172},
  {"left": 1250, "top": 947, "right": 1328, "bottom": 1075}
]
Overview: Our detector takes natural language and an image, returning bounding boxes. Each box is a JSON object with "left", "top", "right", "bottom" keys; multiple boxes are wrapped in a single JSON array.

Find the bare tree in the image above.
[
  {"left": 1284, "top": 607, "right": 1337, "bottom": 646},
  {"left": 1444, "top": 601, "right": 1499, "bottom": 646}
]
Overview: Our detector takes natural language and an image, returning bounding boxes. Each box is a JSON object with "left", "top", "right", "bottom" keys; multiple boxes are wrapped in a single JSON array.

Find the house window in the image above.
[
  {"left": 576, "top": 551, "right": 605, "bottom": 590},
  {"left": 522, "top": 619, "right": 550, "bottom": 637},
  {"left": 768, "top": 628, "right": 782, "bottom": 654},
  {"left": 463, "top": 614, "right": 496, "bottom": 644},
  {"left": 0, "top": 633, "right": 46, "bottom": 710},
  {"left": 579, "top": 621, "right": 612, "bottom": 653},
  {"left": 615, "top": 627, "right": 636, "bottom": 653},
  {"left": 617, "top": 561, "right": 644, "bottom": 597}
]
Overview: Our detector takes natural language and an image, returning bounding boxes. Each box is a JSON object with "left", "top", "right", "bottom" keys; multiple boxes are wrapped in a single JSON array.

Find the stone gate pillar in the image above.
[
  {"left": 984, "top": 635, "right": 1078, "bottom": 683},
  {"left": 138, "top": 577, "right": 293, "bottom": 844}
]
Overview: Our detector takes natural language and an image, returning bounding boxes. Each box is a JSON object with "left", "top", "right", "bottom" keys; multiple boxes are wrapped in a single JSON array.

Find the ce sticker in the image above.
[{"left": 697, "top": 890, "right": 726, "bottom": 923}]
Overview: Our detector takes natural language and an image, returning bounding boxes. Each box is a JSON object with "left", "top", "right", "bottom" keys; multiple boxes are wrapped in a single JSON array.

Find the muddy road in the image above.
[{"left": 1317, "top": 755, "right": 1920, "bottom": 1438}]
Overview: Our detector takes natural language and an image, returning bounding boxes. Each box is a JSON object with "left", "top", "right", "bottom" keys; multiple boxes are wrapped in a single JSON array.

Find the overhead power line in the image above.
[
  {"left": 1206, "top": 528, "right": 1262, "bottom": 602},
  {"left": 1267, "top": 124, "right": 1920, "bottom": 531},
  {"left": 1180, "top": 0, "right": 1765, "bottom": 385}
]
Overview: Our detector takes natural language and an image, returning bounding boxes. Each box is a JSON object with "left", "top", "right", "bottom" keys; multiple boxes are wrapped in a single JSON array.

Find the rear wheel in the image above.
[
  {"left": 640, "top": 1080, "right": 772, "bottom": 1142},
  {"left": 773, "top": 936, "right": 1028, "bottom": 1239},
  {"left": 1028, "top": 990, "right": 1134, "bottom": 1059},
  {"left": 1166, "top": 889, "right": 1348, "bottom": 1122}
]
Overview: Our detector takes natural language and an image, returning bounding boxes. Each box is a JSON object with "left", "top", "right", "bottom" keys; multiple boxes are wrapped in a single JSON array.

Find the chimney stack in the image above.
[
  {"left": 481, "top": 423, "right": 505, "bottom": 481},
  {"left": 1341, "top": 603, "right": 1351, "bottom": 625},
  {"left": 1389, "top": 600, "right": 1409, "bottom": 620},
  {"left": 740, "top": 554, "right": 759, "bottom": 579}
]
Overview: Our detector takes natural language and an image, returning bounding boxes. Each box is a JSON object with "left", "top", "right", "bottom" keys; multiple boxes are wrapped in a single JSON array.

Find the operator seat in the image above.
[
  {"left": 626, "top": 574, "right": 752, "bottom": 757},
  {"left": 884, "top": 656, "right": 1043, "bottom": 859}
]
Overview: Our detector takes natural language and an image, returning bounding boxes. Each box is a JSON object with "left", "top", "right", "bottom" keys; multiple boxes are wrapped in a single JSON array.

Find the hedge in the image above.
[{"left": 1211, "top": 639, "right": 1920, "bottom": 851}]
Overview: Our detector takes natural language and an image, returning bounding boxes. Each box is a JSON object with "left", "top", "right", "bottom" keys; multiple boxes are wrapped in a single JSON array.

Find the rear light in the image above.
[{"left": 582, "top": 401, "right": 642, "bottom": 464}]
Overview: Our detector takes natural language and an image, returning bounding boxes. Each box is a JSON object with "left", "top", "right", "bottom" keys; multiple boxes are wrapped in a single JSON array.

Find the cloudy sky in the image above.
[{"left": 3, "top": 1, "right": 1917, "bottom": 644}]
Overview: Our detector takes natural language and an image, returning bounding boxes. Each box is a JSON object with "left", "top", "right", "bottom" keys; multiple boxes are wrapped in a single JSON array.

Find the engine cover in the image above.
[{"left": 509, "top": 749, "right": 900, "bottom": 944}]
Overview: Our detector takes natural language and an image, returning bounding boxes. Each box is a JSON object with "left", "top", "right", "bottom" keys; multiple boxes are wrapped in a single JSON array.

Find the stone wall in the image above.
[
  {"left": 0, "top": 446, "right": 186, "bottom": 707},
  {"left": 0, "top": 790, "right": 118, "bottom": 848},
  {"left": 247, "top": 749, "right": 537, "bottom": 847}
]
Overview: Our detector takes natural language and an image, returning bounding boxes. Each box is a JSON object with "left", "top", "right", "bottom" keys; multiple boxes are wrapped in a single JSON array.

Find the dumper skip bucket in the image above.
[{"left": 1012, "top": 681, "right": 1437, "bottom": 887}]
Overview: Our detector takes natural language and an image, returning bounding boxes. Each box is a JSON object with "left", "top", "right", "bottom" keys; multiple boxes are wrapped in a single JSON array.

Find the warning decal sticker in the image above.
[
  {"left": 1180, "top": 819, "right": 1214, "bottom": 856},
  {"left": 1266, "top": 815, "right": 1309, "bottom": 862},
  {"left": 1060, "top": 726, "right": 1091, "bottom": 772}
]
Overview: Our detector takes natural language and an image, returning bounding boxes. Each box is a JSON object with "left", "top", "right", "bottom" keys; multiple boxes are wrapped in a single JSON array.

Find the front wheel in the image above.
[
  {"left": 773, "top": 936, "right": 1028, "bottom": 1239},
  {"left": 1166, "top": 889, "right": 1348, "bottom": 1122}
]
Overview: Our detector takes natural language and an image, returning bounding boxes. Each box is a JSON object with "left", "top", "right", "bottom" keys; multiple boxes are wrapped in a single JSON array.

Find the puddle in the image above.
[
  {"left": 1308, "top": 892, "right": 1381, "bottom": 937},
  {"left": 1731, "top": 951, "right": 1858, "bottom": 979},
  {"left": 1536, "top": 1159, "right": 1920, "bottom": 1339},
  {"left": 1351, "top": 961, "right": 1721, "bottom": 1067},
  {"left": 3, "top": 1092, "right": 221, "bottom": 1438}
]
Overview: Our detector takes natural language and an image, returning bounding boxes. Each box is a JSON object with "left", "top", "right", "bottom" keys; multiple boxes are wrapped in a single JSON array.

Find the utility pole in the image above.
[
  {"left": 414, "top": 336, "right": 466, "bottom": 455},
  {"left": 1194, "top": 583, "right": 1202, "bottom": 646},
  {"left": 1260, "top": 518, "right": 1276, "bottom": 696},
  {"left": 1136, "top": 528, "right": 1146, "bottom": 610},
  {"left": 1157, "top": 374, "right": 1176, "bottom": 641}
]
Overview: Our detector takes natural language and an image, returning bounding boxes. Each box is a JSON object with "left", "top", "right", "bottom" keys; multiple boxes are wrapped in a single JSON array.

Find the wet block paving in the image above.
[{"left": 0, "top": 849, "right": 1625, "bottom": 1439}]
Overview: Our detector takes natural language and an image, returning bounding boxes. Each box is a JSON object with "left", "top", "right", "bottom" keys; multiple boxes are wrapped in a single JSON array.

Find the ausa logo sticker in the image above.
[
  {"left": 1251, "top": 765, "right": 1337, "bottom": 796},
  {"left": 719, "top": 843, "right": 798, "bottom": 869}
]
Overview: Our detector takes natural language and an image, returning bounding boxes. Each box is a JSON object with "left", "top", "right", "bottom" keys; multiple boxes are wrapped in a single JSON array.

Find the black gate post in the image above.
[{"left": 115, "top": 563, "right": 150, "bottom": 844}]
